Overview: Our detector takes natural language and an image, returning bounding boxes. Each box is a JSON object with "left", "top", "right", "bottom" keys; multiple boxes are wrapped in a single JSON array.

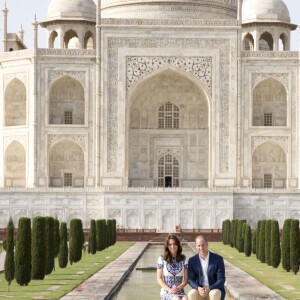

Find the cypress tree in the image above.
[
  {"left": 107, "top": 220, "right": 114, "bottom": 247},
  {"left": 232, "top": 220, "right": 238, "bottom": 249},
  {"left": 88, "top": 219, "right": 97, "bottom": 255},
  {"left": 258, "top": 220, "right": 266, "bottom": 263},
  {"left": 229, "top": 220, "right": 235, "bottom": 248},
  {"left": 236, "top": 220, "right": 246, "bottom": 253},
  {"left": 96, "top": 219, "right": 107, "bottom": 251},
  {"left": 256, "top": 220, "right": 261, "bottom": 260},
  {"left": 53, "top": 218, "right": 60, "bottom": 258},
  {"left": 4, "top": 218, "right": 15, "bottom": 291},
  {"left": 69, "top": 218, "right": 83, "bottom": 264},
  {"left": 270, "top": 220, "right": 281, "bottom": 268},
  {"left": 112, "top": 219, "right": 117, "bottom": 245},
  {"left": 265, "top": 220, "right": 272, "bottom": 266},
  {"left": 282, "top": 219, "right": 292, "bottom": 272},
  {"left": 58, "top": 222, "right": 68, "bottom": 268},
  {"left": 252, "top": 229, "right": 256, "bottom": 255},
  {"left": 244, "top": 224, "right": 252, "bottom": 257},
  {"left": 290, "top": 219, "right": 300, "bottom": 275},
  {"left": 45, "top": 217, "right": 55, "bottom": 275},
  {"left": 15, "top": 217, "right": 31, "bottom": 286},
  {"left": 31, "top": 216, "right": 46, "bottom": 280}
]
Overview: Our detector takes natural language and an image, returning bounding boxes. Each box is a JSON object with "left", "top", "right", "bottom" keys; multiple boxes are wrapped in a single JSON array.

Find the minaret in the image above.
[
  {"left": 19, "top": 24, "right": 25, "bottom": 42},
  {"left": 2, "top": 3, "right": 9, "bottom": 52}
]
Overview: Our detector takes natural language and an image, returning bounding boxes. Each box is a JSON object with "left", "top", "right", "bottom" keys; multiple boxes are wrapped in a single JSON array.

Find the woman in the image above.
[{"left": 157, "top": 234, "right": 188, "bottom": 300}]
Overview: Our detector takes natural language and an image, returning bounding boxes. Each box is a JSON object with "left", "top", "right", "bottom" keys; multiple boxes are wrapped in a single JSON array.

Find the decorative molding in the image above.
[
  {"left": 127, "top": 56, "right": 212, "bottom": 92},
  {"left": 38, "top": 48, "right": 95, "bottom": 56},
  {"left": 156, "top": 148, "right": 181, "bottom": 159},
  {"left": 242, "top": 51, "right": 298, "bottom": 58},
  {"left": 48, "top": 70, "right": 86, "bottom": 87},
  {"left": 251, "top": 73, "right": 289, "bottom": 89},
  {"left": 48, "top": 134, "right": 86, "bottom": 151},
  {"left": 101, "top": 18, "right": 237, "bottom": 27},
  {"left": 107, "top": 37, "right": 230, "bottom": 173},
  {"left": 251, "top": 136, "right": 289, "bottom": 152},
  {"left": 4, "top": 72, "right": 27, "bottom": 88}
]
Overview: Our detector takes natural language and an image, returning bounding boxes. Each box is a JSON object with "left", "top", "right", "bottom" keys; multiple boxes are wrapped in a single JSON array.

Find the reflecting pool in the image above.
[{"left": 112, "top": 243, "right": 195, "bottom": 300}]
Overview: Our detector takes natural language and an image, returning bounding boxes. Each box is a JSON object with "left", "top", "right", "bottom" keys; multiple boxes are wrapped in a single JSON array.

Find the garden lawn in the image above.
[
  {"left": 0, "top": 242, "right": 133, "bottom": 300},
  {"left": 209, "top": 242, "right": 300, "bottom": 300}
]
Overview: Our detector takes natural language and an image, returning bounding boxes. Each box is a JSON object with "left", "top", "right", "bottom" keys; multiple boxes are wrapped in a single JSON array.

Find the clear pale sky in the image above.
[{"left": 1, "top": 0, "right": 300, "bottom": 50}]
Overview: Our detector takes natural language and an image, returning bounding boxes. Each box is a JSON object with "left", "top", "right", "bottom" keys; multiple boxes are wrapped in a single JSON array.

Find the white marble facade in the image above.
[{"left": 0, "top": 0, "right": 299, "bottom": 231}]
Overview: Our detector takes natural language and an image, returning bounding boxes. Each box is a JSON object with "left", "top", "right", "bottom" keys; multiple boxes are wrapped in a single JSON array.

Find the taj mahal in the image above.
[{"left": 0, "top": 0, "right": 299, "bottom": 231}]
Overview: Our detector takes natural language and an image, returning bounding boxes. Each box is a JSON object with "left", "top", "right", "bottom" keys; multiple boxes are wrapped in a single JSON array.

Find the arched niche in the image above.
[
  {"left": 128, "top": 68, "right": 209, "bottom": 188},
  {"left": 243, "top": 33, "right": 254, "bottom": 51},
  {"left": 259, "top": 32, "right": 273, "bottom": 51},
  {"left": 253, "top": 78, "right": 287, "bottom": 126},
  {"left": 49, "top": 30, "right": 58, "bottom": 48},
  {"left": 252, "top": 142, "right": 286, "bottom": 188},
  {"left": 49, "top": 76, "right": 85, "bottom": 125},
  {"left": 5, "top": 141, "right": 26, "bottom": 187},
  {"left": 49, "top": 140, "right": 84, "bottom": 187},
  {"left": 84, "top": 31, "right": 94, "bottom": 49},
  {"left": 64, "top": 29, "right": 79, "bottom": 49},
  {"left": 5, "top": 79, "right": 26, "bottom": 126},
  {"left": 279, "top": 33, "right": 288, "bottom": 51}
]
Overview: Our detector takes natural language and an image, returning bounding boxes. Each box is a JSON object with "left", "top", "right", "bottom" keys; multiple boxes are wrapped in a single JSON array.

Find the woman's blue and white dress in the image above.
[{"left": 157, "top": 255, "right": 188, "bottom": 300}]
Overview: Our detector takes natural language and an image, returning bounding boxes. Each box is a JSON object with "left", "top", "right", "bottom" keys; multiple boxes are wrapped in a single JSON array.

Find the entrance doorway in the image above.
[
  {"left": 158, "top": 154, "right": 179, "bottom": 187},
  {"left": 165, "top": 176, "right": 172, "bottom": 187}
]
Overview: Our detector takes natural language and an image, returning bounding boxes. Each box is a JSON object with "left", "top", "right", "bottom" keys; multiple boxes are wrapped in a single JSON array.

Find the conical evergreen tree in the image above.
[
  {"left": 258, "top": 220, "right": 266, "bottom": 263},
  {"left": 265, "top": 220, "right": 272, "bottom": 266},
  {"left": 15, "top": 217, "right": 31, "bottom": 286},
  {"left": 282, "top": 219, "right": 292, "bottom": 272},
  {"left": 290, "top": 219, "right": 300, "bottom": 275},
  {"left": 58, "top": 222, "right": 68, "bottom": 268},
  {"left": 69, "top": 219, "right": 84, "bottom": 264},
  {"left": 45, "top": 217, "right": 55, "bottom": 275},
  {"left": 244, "top": 224, "right": 252, "bottom": 257},
  {"left": 270, "top": 220, "right": 281, "bottom": 268},
  {"left": 252, "top": 229, "right": 256, "bottom": 255},
  {"left": 88, "top": 219, "right": 97, "bottom": 255},
  {"left": 4, "top": 218, "right": 15, "bottom": 291},
  {"left": 256, "top": 220, "right": 262, "bottom": 260}
]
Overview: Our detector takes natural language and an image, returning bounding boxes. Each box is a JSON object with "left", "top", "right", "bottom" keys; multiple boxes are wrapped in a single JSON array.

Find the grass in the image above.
[
  {"left": 209, "top": 242, "right": 300, "bottom": 300},
  {"left": 0, "top": 242, "right": 133, "bottom": 300}
]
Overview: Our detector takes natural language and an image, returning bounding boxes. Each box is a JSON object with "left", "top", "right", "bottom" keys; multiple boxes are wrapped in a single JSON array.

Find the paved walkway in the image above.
[{"left": 0, "top": 243, "right": 286, "bottom": 299}]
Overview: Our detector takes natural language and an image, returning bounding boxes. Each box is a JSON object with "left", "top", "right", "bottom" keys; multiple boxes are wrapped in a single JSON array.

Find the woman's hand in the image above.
[{"left": 170, "top": 285, "right": 179, "bottom": 294}]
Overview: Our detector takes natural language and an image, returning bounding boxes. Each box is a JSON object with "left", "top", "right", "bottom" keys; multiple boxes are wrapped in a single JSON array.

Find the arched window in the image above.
[
  {"left": 279, "top": 33, "right": 288, "bottom": 51},
  {"left": 158, "top": 102, "right": 179, "bottom": 129},
  {"left": 259, "top": 32, "right": 273, "bottom": 51},
  {"left": 158, "top": 154, "right": 179, "bottom": 187},
  {"left": 5, "top": 79, "right": 26, "bottom": 126},
  {"left": 64, "top": 29, "right": 79, "bottom": 49},
  {"left": 49, "top": 30, "right": 58, "bottom": 48},
  {"left": 243, "top": 33, "right": 254, "bottom": 51},
  {"left": 84, "top": 31, "right": 94, "bottom": 49}
]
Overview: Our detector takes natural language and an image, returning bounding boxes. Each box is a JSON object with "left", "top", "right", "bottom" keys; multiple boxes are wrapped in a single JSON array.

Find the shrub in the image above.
[
  {"left": 282, "top": 219, "right": 292, "bottom": 272},
  {"left": 258, "top": 220, "right": 266, "bottom": 263},
  {"left": 290, "top": 219, "right": 300, "bottom": 275},
  {"left": 58, "top": 222, "right": 68, "bottom": 268},
  {"left": 31, "top": 216, "right": 46, "bottom": 280},
  {"left": 252, "top": 230, "right": 256, "bottom": 255},
  {"left": 96, "top": 219, "right": 107, "bottom": 251},
  {"left": 88, "top": 219, "right": 97, "bottom": 255},
  {"left": 270, "top": 220, "right": 281, "bottom": 268},
  {"left": 265, "top": 220, "right": 272, "bottom": 266},
  {"left": 112, "top": 219, "right": 117, "bottom": 245},
  {"left": 4, "top": 218, "right": 15, "bottom": 290},
  {"left": 256, "top": 220, "right": 262, "bottom": 260},
  {"left": 15, "top": 217, "right": 31, "bottom": 286},
  {"left": 69, "top": 218, "right": 84, "bottom": 264},
  {"left": 244, "top": 224, "right": 252, "bottom": 257},
  {"left": 54, "top": 218, "right": 60, "bottom": 258},
  {"left": 45, "top": 217, "right": 55, "bottom": 275},
  {"left": 236, "top": 220, "right": 246, "bottom": 253}
]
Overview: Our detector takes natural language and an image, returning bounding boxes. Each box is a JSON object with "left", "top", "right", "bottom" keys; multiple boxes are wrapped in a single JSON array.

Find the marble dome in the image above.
[
  {"left": 242, "top": 0, "right": 290, "bottom": 24},
  {"left": 47, "top": 0, "right": 96, "bottom": 22},
  {"left": 100, "top": 0, "right": 237, "bottom": 20}
]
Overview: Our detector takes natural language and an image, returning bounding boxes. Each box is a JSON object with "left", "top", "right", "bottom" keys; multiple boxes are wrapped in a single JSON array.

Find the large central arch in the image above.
[{"left": 127, "top": 68, "right": 210, "bottom": 188}]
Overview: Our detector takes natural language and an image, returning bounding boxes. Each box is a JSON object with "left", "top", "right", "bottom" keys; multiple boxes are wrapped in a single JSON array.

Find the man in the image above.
[{"left": 188, "top": 235, "right": 225, "bottom": 300}]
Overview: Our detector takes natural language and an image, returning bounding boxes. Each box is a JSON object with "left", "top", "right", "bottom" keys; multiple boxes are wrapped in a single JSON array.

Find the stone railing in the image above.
[
  {"left": 242, "top": 51, "right": 299, "bottom": 59},
  {"left": 38, "top": 48, "right": 96, "bottom": 56}
]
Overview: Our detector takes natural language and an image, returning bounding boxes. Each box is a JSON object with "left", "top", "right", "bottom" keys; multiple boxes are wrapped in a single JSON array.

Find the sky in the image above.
[{"left": 1, "top": 0, "right": 300, "bottom": 50}]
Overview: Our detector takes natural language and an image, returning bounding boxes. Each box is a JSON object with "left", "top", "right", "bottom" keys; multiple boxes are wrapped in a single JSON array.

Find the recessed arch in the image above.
[
  {"left": 253, "top": 77, "right": 287, "bottom": 126},
  {"left": 5, "top": 141, "right": 26, "bottom": 187},
  {"left": 5, "top": 78, "right": 26, "bottom": 126},
  {"left": 252, "top": 141, "right": 286, "bottom": 188},
  {"left": 49, "top": 75, "right": 85, "bottom": 125},
  {"left": 158, "top": 153, "right": 180, "bottom": 187},
  {"left": 49, "top": 30, "right": 58, "bottom": 48},
  {"left": 84, "top": 31, "right": 94, "bottom": 49},
  {"left": 128, "top": 68, "right": 209, "bottom": 188},
  {"left": 259, "top": 32, "right": 273, "bottom": 51},
  {"left": 64, "top": 29, "right": 79, "bottom": 49},
  {"left": 279, "top": 33, "right": 288, "bottom": 51},
  {"left": 243, "top": 33, "right": 254, "bottom": 51},
  {"left": 49, "top": 139, "right": 85, "bottom": 187}
]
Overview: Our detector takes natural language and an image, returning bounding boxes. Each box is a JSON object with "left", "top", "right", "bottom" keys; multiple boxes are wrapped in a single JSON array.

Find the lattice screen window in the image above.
[
  {"left": 158, "top": 102, "right": 179, "bottom": 129},
  {"left": 158, "top": 154, "right": 179, "bottom": 187},
  {"left": 64, "top": 173, "right": 72, "bottom": 186},
  {"left": 64, "top": 111, "right": 73, "bottom": 124},
  {"left": 264, "top": 113, "right": 273, "bottom": 126},
  {"left": 264, "top": 174, "right": 272, "bottom": 188}
]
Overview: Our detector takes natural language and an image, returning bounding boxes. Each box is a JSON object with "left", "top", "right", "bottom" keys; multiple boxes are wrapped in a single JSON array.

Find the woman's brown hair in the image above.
[{"left": 163, "top": 234, "right": 185, "bottom": 264}]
